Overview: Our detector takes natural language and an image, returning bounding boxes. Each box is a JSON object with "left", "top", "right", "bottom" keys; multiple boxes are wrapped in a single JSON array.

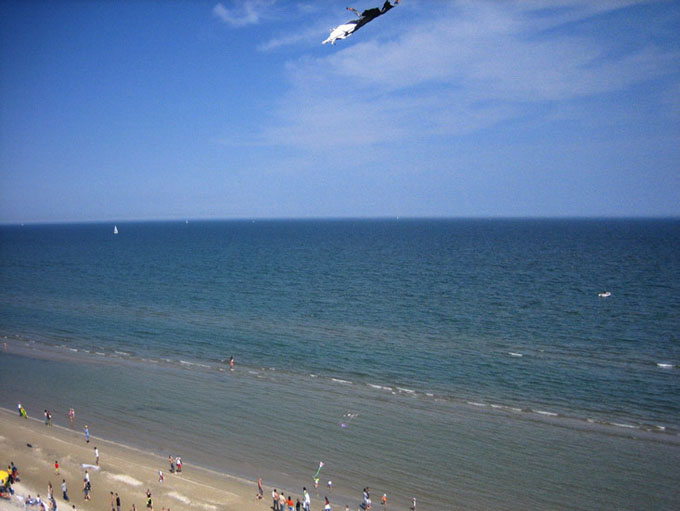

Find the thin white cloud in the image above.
[
  {"left": 227, "top": 0, "right": 679, "bottom": 152},
  {"left": 213, "top": 0, "right": 275, "bottom": 27}
]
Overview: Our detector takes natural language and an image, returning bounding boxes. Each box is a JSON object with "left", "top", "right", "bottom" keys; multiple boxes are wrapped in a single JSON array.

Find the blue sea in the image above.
[{"left": 1, "top": 219, "right": 679, "bottom": 510}]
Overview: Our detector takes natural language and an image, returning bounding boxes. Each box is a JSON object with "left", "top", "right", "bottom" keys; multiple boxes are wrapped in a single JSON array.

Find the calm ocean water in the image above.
[{"left": 1, "top": 219, "right": 679, "bottom": 510}]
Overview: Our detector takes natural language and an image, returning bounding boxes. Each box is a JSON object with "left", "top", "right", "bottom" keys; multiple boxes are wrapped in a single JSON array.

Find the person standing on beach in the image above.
[
  {"left": 303, "top": 488, "right": 311, "bottom": 511},
  {"left": 168, "top": 456, "right": 175, "bottom": 473},
  {"left": 110, "top": 491, "right": 116, "bottom": 511},
  {"left": 94, "top": 447, "right": 99, "bottom": 466},
  {"left": 380, "top": 494, "right": 387, "bottom": 509},
  {"left": 54, "top": 461, "right": 59, "bottom": 475},
  {"left": 69, "top": 408, "right": 75, "bottom": 425},
  {"left": 323, "top": 496, "right": 331, "bottom": 511},
  {"left": 83, "top": 479, "right": 91, "bottom": 500},
  {"left": 256, "top": 478, "right": 263, "bottom": 500},
  {"left": 84, "top": 425, "right": 90, "bottom": 443},
  {"left": 229, "top": 356, "right": 235, "bottom": 370},
  {"left": 272, "top": 489, "right": 279, "bottom": 511},
  {"left": 62, "top": 480, "right": 69, "bottom": 501},
  {"left": 116, "top": 493, "right": 121, "bottom": 511},
  {"left": 45, "top": 410, "right": 49, "bottom": 425}
]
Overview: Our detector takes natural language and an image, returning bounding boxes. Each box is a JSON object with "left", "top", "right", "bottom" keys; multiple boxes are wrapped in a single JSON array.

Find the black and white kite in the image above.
[{"left": 322, "top": 1, "right": 400, "bottom": 45}]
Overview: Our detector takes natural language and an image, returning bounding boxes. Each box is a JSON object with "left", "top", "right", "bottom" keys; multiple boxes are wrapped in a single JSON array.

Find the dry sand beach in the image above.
[{"left": 0, "top": 407, "right": 269, "bottom": 511}]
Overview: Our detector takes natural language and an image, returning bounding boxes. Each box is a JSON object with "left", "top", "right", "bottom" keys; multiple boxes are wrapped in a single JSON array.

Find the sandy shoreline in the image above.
[{"left": 0, "top": 407, "right": 271, "bottom": 511}]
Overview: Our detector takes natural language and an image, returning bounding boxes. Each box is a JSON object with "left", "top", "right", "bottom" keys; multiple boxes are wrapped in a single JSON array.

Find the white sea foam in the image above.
[
  {"left": 331, "top": 378, "right": 352, "bottom": 384},
  {"left": 467, "top": 401, "right": 486, "bottom": 407},
  {"left": 69, "top": 348, "right": 78, "bottom": 352},
  {"left": 612, "top": 422, "right": 638, "bottom": 429},
  {"left": 508, "top": 352, "right": 523, "bottom": 357},
  {"left": 106, "top": 473, "right": 142, "bottom": 487},
  {"left": 535, "top": 410, "right": 558, "bottom": 417},
  {"left": 397, "top": 387, "right": 416, "bottom": 394},
  {"left": 95, "top": 352, "right": 105, "bottom": 355},
  {"left": 657, "top": 363, "right": 674, "bottom": 368},
  {"left": 168, "top": 492, "right": 191, "bottom": 504},
  {"left": 114, "top": 351, "right": 130, "bottom": 356},
  {"left": 368, "top": 384, "right": 392, "bottom": 391},
  {"left": 425, "top": 392, "right": 434, "bottom": 397}
]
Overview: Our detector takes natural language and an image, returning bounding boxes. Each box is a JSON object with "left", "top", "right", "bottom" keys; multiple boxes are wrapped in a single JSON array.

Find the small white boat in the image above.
[
  {"left": 598, "top": 291, "right": 611, "bottom": 298},
  {"left": 113, "top": 225, "right": 119, "bottom": 235}
]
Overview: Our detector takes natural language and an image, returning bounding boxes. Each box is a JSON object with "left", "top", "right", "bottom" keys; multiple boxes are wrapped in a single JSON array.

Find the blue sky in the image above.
[{"left": 1, "top": 0, "right": 679, "bottom": 223}]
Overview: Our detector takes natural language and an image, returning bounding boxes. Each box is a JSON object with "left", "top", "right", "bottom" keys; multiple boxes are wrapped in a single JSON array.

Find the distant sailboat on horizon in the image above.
[{"left": 113, "top": 225, "right": 119, "bottom": 235}]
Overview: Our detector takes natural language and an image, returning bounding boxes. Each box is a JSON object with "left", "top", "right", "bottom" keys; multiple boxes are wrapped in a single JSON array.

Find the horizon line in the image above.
[{"left": 2, "top": 215, "right": 680, "bottom": 227}]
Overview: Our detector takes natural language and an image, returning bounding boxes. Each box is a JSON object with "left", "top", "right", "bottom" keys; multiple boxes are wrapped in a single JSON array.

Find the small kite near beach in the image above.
[
  {"left": 340, "top": 411, "right": 359, "bottom": 428},
  {"left": 323, "top": 1, "right": 400, "bottom": 45}
]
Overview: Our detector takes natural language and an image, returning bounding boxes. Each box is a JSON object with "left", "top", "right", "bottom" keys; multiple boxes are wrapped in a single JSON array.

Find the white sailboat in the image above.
[{"left": 113, "top": 225, "right": 119, "bottom": 235}]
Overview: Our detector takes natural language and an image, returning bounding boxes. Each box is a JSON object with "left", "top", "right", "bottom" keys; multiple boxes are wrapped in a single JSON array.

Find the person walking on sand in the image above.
[
  {"left": 158, "top": 470, "right": 164, "bottom": 483},
  {"left": 83, "top": 479, "right": 91, "bottom": 500},
  {"left": 94, "top": 447, "right": 99, "bottom": 466},
  {"left": 54, "top": 461, "right": 59, "bottom": 475},
  {"left": 380, "top": 494, "right": 387, "bottom": 509},
  {"left": 62, "top": 480, "right": 69, "bottom": 501},
  {"left": 116, "top": 493, "right": 121, "bottom": 511},
  {"left": 84, "top": 470, "right": 89, "bottom": 483},
  {"left": 110, "top": 491, "right": 116, "bottom": 511},
  {"left": 84, "top": 425, "right": 90, "bottom": 443},
  {"left": 256, "top": 477, "right": 263, "bottom": 500},
  {"left": 324, "top": 496, "right": 331, "bottom": 511}
]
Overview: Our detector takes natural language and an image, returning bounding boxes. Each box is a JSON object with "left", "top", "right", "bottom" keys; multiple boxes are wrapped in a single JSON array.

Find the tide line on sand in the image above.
[{"left": 106, "top": 473, "right": 143, "bottom": 487}]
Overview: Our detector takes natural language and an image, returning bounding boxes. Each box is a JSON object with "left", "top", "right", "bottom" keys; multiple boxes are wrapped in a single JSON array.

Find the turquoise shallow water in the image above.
[{"left": 1, "top": 219, "right": 679, "bottom": 509}]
